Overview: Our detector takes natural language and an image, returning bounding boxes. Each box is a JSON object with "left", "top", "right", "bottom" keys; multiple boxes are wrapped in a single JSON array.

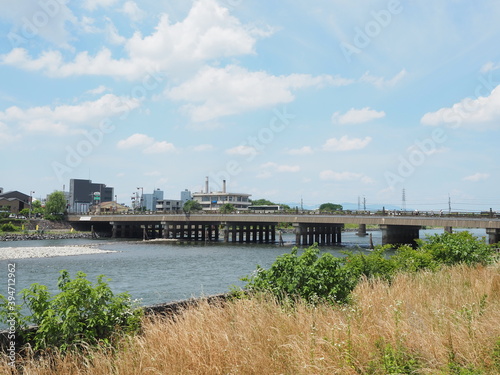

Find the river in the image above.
[{"left": 0, "top": 228, "right": 487, "bottom": 307}]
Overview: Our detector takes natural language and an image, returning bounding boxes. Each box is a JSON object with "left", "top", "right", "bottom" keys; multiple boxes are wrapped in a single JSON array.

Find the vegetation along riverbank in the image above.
[{"left": 1, "top": 231, "right": 499, "bottom": 374}]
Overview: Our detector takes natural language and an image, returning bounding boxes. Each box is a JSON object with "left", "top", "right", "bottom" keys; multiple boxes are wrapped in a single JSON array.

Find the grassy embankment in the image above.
[{"left": 2, "top": 263, "right": 499, "bottom": 374}]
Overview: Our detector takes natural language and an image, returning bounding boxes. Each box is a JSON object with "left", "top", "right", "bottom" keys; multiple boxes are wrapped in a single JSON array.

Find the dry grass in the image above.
[{"left": 3, "top": 263, "right": 500, "bottom": 374}]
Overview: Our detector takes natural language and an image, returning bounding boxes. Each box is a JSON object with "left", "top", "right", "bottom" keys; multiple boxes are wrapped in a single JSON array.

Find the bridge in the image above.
[{"left": 67, "top": 212, "right": 500, "bottom": 246}]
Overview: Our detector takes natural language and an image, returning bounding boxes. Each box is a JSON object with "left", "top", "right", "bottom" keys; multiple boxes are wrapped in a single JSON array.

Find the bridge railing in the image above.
[{"left": 67, "top": 210, "right": 499, "bottom": 219}]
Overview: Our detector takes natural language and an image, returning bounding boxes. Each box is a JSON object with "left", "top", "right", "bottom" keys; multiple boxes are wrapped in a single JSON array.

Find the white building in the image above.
[{"left": 192, "top": 177, "right": 251, "bottom": 211}]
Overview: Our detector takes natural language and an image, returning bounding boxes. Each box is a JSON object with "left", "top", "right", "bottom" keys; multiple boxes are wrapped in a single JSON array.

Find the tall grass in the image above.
[{"left": 3, "top": 263, "right": 500, "bottom": 374}]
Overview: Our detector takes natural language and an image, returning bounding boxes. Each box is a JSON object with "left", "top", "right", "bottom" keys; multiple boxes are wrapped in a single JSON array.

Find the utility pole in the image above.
[
  {"left": 300, "top": 196, "right": 303, "bottom": 211},
  {"left": 363, "top": 196, "right": 366, "bottom": 211},
  {"left": 402, "top": 188, "right": 406, "bottom": 212},
  {"left": 448, "top": 194, "right": 451, "bottom": 214},
  {"left": 358, "top": 196, "right": 361, "bottom": 211}
]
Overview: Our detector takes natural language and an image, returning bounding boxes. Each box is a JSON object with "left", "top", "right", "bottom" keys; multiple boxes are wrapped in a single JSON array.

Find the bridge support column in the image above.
[
  {"left": 357, "top": 224, "right": 367, "bottom": 236},
  {"left": 486, "top": 228, "right": 500, "bottom": 245},
  {"left": 444, "top": 226, "right": 453, "bottom": 233},
  {"left": 380, "top": 225, "right": 420, "bottom": 247}
]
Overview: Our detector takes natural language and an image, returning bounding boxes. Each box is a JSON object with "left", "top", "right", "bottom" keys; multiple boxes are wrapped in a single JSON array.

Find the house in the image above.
[{"left": 0, "top": 190, "right": 30, "bottom": 214}]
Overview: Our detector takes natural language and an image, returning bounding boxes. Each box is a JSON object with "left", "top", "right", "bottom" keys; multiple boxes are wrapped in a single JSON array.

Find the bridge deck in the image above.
[{"left": 67, "top": 213, "right": 500, "bottom": 229}]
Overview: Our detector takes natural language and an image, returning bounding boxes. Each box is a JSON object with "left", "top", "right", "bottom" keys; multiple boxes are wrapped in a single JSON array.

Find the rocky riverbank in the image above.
[{"left": 0, "top": 232, "right": 93, "bottom": 242}]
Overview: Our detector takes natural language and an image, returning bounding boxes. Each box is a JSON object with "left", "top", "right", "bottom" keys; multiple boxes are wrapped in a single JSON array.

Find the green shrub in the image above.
[
  {"left": 0, "top": 222, "right": 19, "bottom": 232},
  {"left": 418, "top": 231, "right": 497, "bottom": 266},
  {"left": 241, "top": 244, "right": 357, "bottom": 305},
  {"left": 0, "top": 270, "right": 142, "bottom": 352},
  {"left": 343, "top": 247, "right": 397, "bottom": 282}
]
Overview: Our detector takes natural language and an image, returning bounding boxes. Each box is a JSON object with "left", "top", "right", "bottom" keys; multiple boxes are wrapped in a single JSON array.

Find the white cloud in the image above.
[
  {"left": 360, "top": 69, "right": 407, "bottom": 89},
  {"left": 463, "top": 173, "right": 490, "bottom": 182},
  {"left": 332, "top": 107, "right": 385, "bottom": 125},
  {"left": 480, "top": 61, "right": 500, "bottom": 73},
  {"left": 226, "top": 145, "right": 257, "bottom": 156},
  {"left": 86, "top": 85, "right": 109, "bottom": 95},
  {"left": 1, "top": 0, "right": 269, "bottom": 80},
  {"left": 167, "top": 65, "right": 350, "bottom": 122},
  {"left": 193, "top": 144, "right": 214, "bottom": 152},
  {"left": 83, "top": 0, "right": 119, "bottom": 11},
  {"left": 421, "top": 85, "right": 500, "bottom": 129},
  {"left": 121, "top": 1, "right": 146, "bottom": 22},
  {"left": 287, "top": 146, "right": 313, "bottom": 155},
  {"left": 117, "top": 133, "right": 176, "bottom": 154},
  {"left": 0, "top": 1, "right": 77, "bottom": 48},
  {"left": 0, "top": 94, "right": 139, "bottom": 134},
  {"left": 322, "top": 135, "right": 371, "bottom": 152},
  {"left": 319, "top": 170, "right": 373, "bottom": 184}
]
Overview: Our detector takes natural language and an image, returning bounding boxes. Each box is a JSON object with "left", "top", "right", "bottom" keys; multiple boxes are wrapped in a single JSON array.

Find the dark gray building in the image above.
[{"left": 69, "top": 179, "right": 114, "bottom": 213}]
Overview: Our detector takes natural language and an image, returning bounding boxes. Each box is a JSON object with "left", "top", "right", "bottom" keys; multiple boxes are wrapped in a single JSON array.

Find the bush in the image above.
[
  {"left": 241, "top": 244, "right": 357, "bottom": 305},
  {"left": 418, "top": 231, "right": 497, "bottom": 266},
  {"left": 0, "top": 270, "right": 142, "bottom": 352},
  {"left": 240, "top": 232, "right": 498, "bottom": 307},
  {"left": 0, "top": 222, "right": 19, "bottom": 232}
]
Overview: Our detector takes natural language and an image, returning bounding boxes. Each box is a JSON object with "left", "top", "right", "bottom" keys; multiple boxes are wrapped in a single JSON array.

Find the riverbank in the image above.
[
  {"left": 0, "top": 232, "right": 93, "bottom": 242},
  {"left": 0, "top": 245, "right": 116, "bottom": 260},
  {"left": 2, "top": 263, "right": 498, "bottom": 374}
]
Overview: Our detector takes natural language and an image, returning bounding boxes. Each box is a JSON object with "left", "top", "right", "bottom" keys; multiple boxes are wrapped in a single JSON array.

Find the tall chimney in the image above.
[
  {"left": 205, "top": 176, "right": 209, "bottom": 194},
  {"left": 222, "top": 180, "right": 226, "bottom": 193}
]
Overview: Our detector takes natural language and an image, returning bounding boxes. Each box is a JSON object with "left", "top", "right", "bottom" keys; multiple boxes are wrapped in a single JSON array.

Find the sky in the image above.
[{"left": 0, "top": 0, "right": 500, "bottom": 212}]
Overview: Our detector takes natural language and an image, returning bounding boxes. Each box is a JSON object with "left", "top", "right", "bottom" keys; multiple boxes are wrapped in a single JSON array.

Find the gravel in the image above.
[{"left": 0, "top": 245, "right": 116, "bottom": 260}]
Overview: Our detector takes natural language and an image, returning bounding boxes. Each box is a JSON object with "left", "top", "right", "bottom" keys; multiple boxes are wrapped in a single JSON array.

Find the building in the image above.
[
  {"left": 156, "top": 199, "right": 182, "bottom": 212},
  {"left": 0, "top": 190, "right": 30, "bottom": 214},
  {"left": 192, "top": 177, "right": 251, "bottom": 211},
  {"left": 181, "top": 189, "right": 192, "bottom": 205},
  {"left": 69, "top": 179, "right": 114, "bottom": 213},
  {"left": 94, "top": 201, "right": 128, "bottom": 214},
  {"left": 142, "top": 189, "right": 164, "bottom": 211}
]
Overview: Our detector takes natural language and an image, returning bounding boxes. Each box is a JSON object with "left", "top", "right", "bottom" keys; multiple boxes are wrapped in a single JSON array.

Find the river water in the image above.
[{"left": 0, "top": 228, "right": 487, "bottom": 307}]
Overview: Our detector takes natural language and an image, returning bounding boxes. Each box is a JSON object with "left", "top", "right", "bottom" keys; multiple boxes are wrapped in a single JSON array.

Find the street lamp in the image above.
[
  {"left": 29, "top": 191, "right": 35, "bottom": 219},
  {"left": 137, "top": 187, "right": 143, "bottom": 212}
]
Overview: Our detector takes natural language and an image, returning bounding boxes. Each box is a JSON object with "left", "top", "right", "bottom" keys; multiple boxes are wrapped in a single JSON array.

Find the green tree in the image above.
[
  {"left": 183, "top": 200, "right": 202, "bottom": 213},
  {"left": 251, "top": 198, "right": 275, "bottom": 206},
  {"left": 45, "top": 191, "right": 67, "bottom": 220},
  {"left": 220, "top": 203, "right": 235, "bottom": 214},
  {"left": 319, "top": 202, "right": 343, "bottom": 212}
]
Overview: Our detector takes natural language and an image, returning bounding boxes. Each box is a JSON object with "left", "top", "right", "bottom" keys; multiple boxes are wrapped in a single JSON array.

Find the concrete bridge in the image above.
[{"left": 67, "top": 212, "right": 500, "bottom": 246}]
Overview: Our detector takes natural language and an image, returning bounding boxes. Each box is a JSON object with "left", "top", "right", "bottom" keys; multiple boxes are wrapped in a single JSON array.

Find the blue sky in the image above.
[{"left": 1, "top": 0, "right": 499, "bottom": 211}]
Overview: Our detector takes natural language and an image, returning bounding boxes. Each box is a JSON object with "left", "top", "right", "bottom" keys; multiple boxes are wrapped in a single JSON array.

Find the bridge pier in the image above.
[
  {"left": 357, "top": 224, "right": 367, "bottom": 236},
  {"left": 380, "top": 225, "right": 420, "bottom": 247},
  {"left": 486, "top": 228, "right": 500, "bottom": 245},
  {"left": 220, "top": 223, "right": 277, "bottom": 243},
  {"left": 293, "top": 224, "right": 342, "bottom": 246},
  {"left": 444, "top": 226, "right": 453, "bottom": 233}
]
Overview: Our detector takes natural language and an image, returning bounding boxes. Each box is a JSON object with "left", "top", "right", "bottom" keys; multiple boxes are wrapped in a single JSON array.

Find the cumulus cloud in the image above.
[
  {"left": 322, "top": 135, "right": 372, "bottom": 151},
  {"left": 332, "top": 107, "right": 385, "bottom": 125},
  {"left": 0, "top": 0, "right": 269, "bottom": 80},
  {"left": 121, "top": 1, "right": 146, "bottom": 22},
  {"left": 0, "top": 0, "right": 77, "bottom": 48},
  {"left": 0, "top": 94, "right": 139, "bottom": 134},
  {"left": 287, "top": 146, "right": 313, "bottom": 155},
  {"left": 463, "top": 173, "right": 490, "bottom": 182},
  {"left": 319, "top": 170, "right": 373, "bottom": 184},
  {"left": 167, "top": 65, "right": 350, "bottom": 122},
  {"left": 83, "top": 0, "right": 119, "bottom": 11},
  {"left": 226, "top": 145, "right": 257, "bottom": 156},
  {"left": 421, "top": 85, "right": 500, "bottom": 129},
  {"left": 359, "top": 69, "right": 407, "bottom": 89},
  {"left": 117, "top": 133, "right": 176, "bottom": 154}
]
